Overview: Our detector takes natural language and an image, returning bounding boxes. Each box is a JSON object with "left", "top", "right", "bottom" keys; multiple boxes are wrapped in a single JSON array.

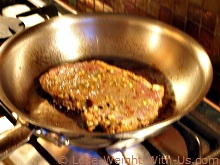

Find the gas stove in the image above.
[
  {"left": 0, "top": 0, "right": 76, "bottom": 40},
  {"left": 0, "top": 1, "right": 220, "bottom": 165}
]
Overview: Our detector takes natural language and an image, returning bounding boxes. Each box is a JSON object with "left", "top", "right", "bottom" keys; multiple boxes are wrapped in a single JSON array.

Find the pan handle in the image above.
[{"left": 0, "top": 123, "right": 34, "bottom": 161}]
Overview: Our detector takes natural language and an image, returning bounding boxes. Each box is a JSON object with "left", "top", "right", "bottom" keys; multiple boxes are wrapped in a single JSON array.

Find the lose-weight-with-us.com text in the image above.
[{"left": 58, "top": 154, "right": 219, "bottom": 165}]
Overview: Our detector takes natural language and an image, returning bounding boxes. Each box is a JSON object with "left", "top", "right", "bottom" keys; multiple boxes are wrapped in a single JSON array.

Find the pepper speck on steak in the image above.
[{"left": 39, "top": 60, "right": 164, "bottom": 133}]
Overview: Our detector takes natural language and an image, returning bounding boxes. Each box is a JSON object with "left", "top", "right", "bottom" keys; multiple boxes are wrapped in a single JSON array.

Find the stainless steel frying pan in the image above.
[{"left": 0, "top": 14, "right": 213, "bottom": 159}]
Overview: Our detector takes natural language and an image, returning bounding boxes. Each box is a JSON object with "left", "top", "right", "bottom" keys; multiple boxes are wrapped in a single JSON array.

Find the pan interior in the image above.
[
  {"left": 25, "top": 57, "right": 176, "bottom": 133},
  {"left": 0, "top": 14, "right": 212, "bottom": 135}
]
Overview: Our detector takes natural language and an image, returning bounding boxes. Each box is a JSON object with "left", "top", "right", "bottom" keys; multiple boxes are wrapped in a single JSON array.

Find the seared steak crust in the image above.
[{"left": 39, "top": 60, "right": 164, "bottom": 133}]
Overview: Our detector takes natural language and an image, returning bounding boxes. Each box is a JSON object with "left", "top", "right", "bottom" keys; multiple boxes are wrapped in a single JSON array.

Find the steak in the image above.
[{"left": 39, "top": 60, "right": 164, "bottom": 133}]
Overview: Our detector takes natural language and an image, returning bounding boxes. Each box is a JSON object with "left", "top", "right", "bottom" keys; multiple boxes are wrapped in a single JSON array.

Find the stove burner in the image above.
[{"left": 0, "top": 16, "right": 24, "bottom": 40}]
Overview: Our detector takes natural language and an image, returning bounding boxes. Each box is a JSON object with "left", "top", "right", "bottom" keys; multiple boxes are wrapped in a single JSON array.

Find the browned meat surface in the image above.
[{"left": 39, "top": 60, "right": 164, "bottom": 133}]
